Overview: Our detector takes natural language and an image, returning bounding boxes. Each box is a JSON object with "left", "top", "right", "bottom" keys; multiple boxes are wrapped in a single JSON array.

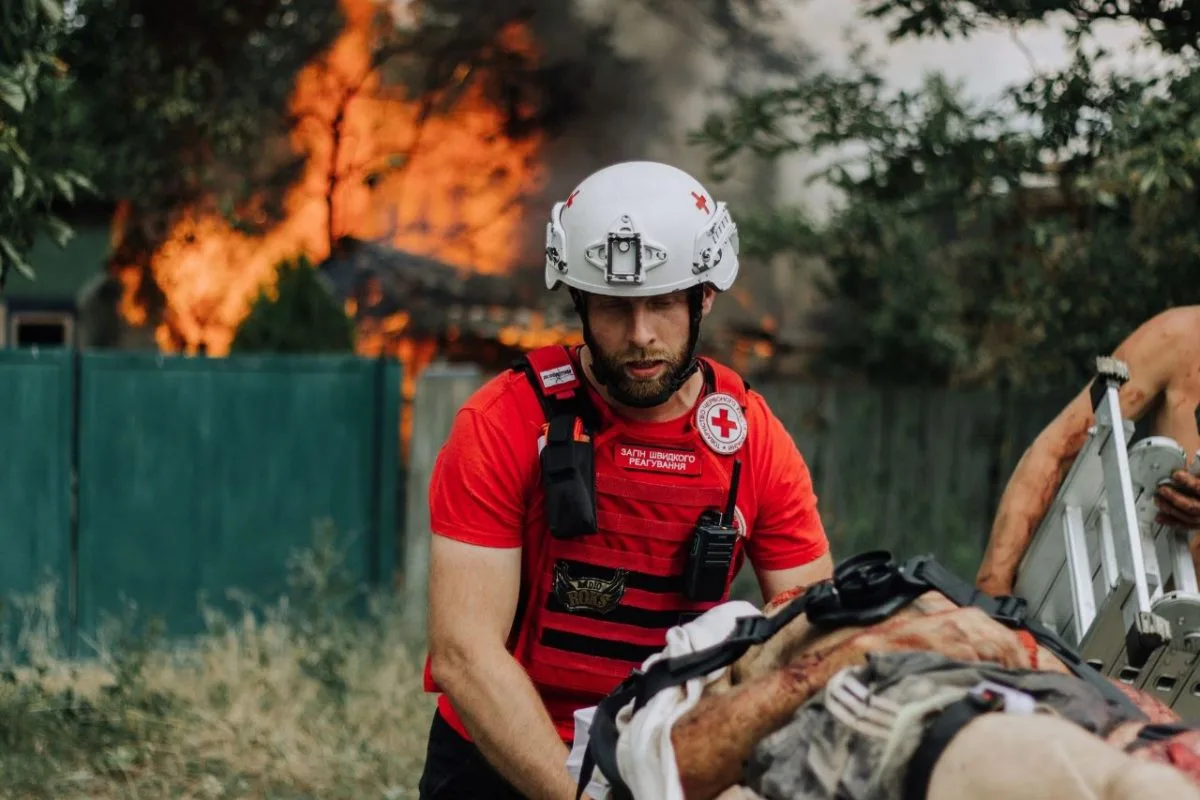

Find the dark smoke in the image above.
[{"left": 388, "top": 0, "right": 817, "bottom": 271}]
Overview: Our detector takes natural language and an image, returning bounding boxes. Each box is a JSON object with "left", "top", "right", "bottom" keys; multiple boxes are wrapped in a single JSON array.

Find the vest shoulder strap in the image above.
[
  {"left": 515, "top": 344, "right": 581, "bottom": 405},
  {"left": 700, "top": 357, "right": 750, "bottom": 406},
  {"left": 511, "top": 345, "right": 599, "bottom": 431}
]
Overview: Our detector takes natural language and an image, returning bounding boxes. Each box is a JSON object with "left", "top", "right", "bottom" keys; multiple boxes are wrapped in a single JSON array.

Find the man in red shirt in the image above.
[{"left": 417, "top": 160, "right": 834, "bottom": 799}]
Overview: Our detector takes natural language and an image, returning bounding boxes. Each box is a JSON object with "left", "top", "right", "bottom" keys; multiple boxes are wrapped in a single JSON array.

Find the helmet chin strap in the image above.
[{"left": 569, "top": 286, "right": 705, "bottom": 410}]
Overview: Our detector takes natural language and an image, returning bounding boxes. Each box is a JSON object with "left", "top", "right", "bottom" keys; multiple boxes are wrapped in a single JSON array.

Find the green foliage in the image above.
[
  {"left": 736, "top": 207, "right": 820, "bottom": 260},
  {"left": 57, "top": 0, "right": 344, "bottom": 247},
  {"left": 0, "top": 0, "right": 94, "bottom": 290},
  {"left": 230, "top": 255, "right": 356, "bottom": 354},
  {"left": 862, "top": 0, "right": 1200, "bottom": 55},
  {"left": 694, "top": 4, "right": 1200, "bottom": 391}
]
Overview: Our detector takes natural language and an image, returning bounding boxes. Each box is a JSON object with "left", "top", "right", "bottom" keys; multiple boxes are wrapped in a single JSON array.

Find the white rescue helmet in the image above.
[{"left": 544, "top": 161, "right": 740, "bottom": 297}]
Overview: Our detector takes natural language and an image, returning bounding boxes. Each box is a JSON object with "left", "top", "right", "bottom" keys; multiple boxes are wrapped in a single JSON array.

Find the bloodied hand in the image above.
[{"left": 1155, "top": 469, "right": 1200, "bottom": 529}]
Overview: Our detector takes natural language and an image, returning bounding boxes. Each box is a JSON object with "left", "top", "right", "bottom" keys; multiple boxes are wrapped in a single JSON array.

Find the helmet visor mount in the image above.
[
  {"left": 603, "top": 230, "right": 642, "bottom": 285},
  {"left": 583, "top": 214, "right": 669, "bottom": 288}
]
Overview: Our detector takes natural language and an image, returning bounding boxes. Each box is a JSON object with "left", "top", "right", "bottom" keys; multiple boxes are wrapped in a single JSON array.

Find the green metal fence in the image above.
[
  {"left": 0, "top": 349, "right": 75, "bottom": 648},
  {"left": 0, "top": 350, "right": 401, "bottom": 655},
  {"left": 1, "top": 347, "right": 1076, "bottom": 655},
  {"left": 755, "top": 382, "right": 1072, "bottom": 579}
]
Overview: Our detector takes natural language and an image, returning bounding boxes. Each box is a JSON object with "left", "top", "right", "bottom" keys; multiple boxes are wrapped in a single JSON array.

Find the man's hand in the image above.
[{"left": 1155, "top": 470, "right": 1200, "bottom": 530}]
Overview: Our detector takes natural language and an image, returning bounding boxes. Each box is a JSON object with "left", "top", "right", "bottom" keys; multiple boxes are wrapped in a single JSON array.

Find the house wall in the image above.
[{"left": 2, "top": 210, "right": 114, "bottom": 350}]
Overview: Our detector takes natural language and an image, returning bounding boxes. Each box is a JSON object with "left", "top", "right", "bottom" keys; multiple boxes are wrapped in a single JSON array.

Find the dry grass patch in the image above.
[{"left": 0, "top": 530, "right": 435, "bottom": 799}]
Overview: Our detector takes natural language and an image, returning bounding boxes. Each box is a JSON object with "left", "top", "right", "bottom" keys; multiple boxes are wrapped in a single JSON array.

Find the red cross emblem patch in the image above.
[{"left": 695, "top": 393, "right": 747, "bottom": 455}]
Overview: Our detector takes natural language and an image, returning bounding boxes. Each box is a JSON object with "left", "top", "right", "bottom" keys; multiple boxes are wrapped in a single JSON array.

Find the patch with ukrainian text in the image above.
[{"left": 614, "top": 442, "right": 702, "bottom": 476}]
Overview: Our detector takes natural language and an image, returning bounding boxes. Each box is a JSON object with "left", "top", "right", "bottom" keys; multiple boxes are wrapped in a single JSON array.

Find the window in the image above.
[{"left": 6, "top": 310, "right": 74, "bottom": 348}]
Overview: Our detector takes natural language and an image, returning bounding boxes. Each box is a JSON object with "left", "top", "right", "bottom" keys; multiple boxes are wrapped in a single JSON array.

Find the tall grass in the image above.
[{"left": 0, "top": 527, "right": 435, "bottom": 799}]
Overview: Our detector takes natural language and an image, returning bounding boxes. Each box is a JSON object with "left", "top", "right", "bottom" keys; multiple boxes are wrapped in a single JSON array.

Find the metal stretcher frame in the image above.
[{"left": 1012, "top": 357, "right": 1200, "bottom": 721}]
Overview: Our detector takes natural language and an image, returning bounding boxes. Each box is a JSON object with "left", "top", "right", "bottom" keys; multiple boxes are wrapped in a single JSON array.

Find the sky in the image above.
[
  {"left": 787, "top": 2, "right": 1152, "bottom": 98},
  {"left": 767, "top": 1, "right": 1163, "bottom": 217}
]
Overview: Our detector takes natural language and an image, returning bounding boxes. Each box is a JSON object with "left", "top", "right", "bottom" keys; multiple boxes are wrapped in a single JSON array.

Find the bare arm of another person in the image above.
[
  {"left": 427, "top": 536, "right": 585, "bottom": 800},
  {"left": 1150, "top": 368, "right": 1200, "bottom": 533},
  {"left": 976, "top": 308, "right": 1197, "bottom": 596}
]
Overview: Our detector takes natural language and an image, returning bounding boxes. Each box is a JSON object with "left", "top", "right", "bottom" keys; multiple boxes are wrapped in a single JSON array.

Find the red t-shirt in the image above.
[{"left": 426, "top": 361, "right": 828, "bottom": 740}]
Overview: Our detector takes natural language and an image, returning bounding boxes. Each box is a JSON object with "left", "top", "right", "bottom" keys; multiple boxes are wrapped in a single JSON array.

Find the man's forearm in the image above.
[
  {"left": 977, "top": 447, "right": 1069, "bottom": 595},
  {"left": 435, "top": 649, "right": 582, "bottom": 800}
]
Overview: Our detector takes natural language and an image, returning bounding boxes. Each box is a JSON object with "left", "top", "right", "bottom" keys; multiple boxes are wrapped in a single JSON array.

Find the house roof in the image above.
[{"left": 317, "top": 237, "right": 579, "bottom": 337}]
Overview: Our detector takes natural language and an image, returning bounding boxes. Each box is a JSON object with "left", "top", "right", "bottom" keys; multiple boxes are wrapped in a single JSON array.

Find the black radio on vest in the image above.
[{"left": 684, "top": 459, "right": 742, "bottom": 601}]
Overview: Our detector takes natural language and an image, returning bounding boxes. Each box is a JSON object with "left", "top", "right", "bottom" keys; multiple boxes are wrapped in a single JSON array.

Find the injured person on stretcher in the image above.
[{"left": 566, "top": 552, "right": 1200, "bottom": 800}]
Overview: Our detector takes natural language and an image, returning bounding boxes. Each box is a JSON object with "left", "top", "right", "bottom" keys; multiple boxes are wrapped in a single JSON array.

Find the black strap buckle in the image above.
[
  {"left": 804, "top": 551, "right": 929, "bottom": 629},
  {"left": 802, "top": 580, "right": 840, "bottom": 622},
  {"left": 993, "top": 595, "right": 1028, "bottom": 626},
  {"left": 727, "top": 613, "right": 774, "bottom": 645}
]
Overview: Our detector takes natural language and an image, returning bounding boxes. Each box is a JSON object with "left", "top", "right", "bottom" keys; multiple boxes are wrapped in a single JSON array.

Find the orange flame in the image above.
[
  {"left": 353, "top": 301, "right": 582, "bottom": 457},
  {"left": 115, "top": 0, "right": 546, "bottom": 359}
]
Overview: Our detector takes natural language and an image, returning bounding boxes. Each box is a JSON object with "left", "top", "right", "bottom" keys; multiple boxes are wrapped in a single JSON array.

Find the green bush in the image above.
[{"left": 231, "top": 255, "right": 357, "bottom": 355}]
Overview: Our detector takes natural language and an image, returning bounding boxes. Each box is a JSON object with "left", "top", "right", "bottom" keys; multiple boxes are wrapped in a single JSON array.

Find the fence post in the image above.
[
  {"left": 401, "top": 364, "right": 484, "bottom": 640},
  {"left": 68, "top": 346, "right": 82, "bottom": 658},
  {"left": 0, "top": 349, "right": 76, "bottom": 660},
  {"left": 369, "top": 356, "right": 402, "bottom": 590}
]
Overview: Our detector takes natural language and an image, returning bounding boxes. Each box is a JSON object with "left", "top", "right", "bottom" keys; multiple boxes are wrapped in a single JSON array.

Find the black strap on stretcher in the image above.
[{"left": 575, "top": 549, "right": 1151, "bottom": 800}]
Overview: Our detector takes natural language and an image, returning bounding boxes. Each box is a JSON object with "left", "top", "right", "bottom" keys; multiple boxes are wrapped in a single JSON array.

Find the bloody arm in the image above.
[{"left": 976, "top": 310, "right": 1191, "bottom": 595}]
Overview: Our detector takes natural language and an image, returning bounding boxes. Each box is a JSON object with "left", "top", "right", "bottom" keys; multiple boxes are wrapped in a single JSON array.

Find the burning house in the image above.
[
  {"left": 320, "top": 234, "right": 581, "bottom": 373},
  {"left": 82, "top": 0, "right": 824, "bottom": 408},
  {"left": 105, "top": 0, "right": 547, "bottom": 363}
]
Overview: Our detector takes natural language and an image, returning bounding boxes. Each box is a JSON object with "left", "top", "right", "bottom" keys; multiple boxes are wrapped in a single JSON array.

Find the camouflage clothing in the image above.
[{"left": 743, "top": 650, "right": 1143, "bottom": 800}]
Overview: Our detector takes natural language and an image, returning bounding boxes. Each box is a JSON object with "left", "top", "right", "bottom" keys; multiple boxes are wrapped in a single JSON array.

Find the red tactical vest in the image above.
[{"left": 426, "top": 344, "right": 757, "bottom": 738}]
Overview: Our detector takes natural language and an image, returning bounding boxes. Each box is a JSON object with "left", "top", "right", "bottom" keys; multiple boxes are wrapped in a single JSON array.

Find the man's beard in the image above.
[{"left": 590, "top": 344, "right": 690, "bottom": 408}]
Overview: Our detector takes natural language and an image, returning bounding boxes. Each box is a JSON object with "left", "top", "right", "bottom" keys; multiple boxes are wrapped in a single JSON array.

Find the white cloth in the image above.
[
  {"left": 566, "top": 704, "right": 611, "bottom": 799},
  {"left": 564, "top": 600, "right": 764, "bottom": 800}
]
